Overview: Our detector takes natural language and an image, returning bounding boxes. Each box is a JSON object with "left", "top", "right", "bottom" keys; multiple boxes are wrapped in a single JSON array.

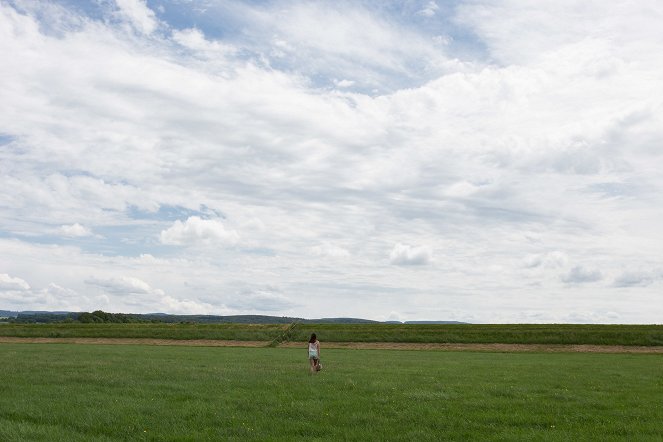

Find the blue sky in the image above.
[{"left": 1, "top": 0, "right": 663, "bottom": 322}]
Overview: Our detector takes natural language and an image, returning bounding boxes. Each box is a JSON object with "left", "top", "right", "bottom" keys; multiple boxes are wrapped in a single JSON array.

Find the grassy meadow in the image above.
[
  {"left": 1, "top": 322, "right": 663, "bottom": 346},
  {"left": 1, "top": 343, "right": 662, "bottom": 441}
]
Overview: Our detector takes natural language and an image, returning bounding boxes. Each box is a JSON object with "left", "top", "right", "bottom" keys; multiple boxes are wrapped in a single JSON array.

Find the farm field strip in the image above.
[
  {"left": 2, "top": 323, "right": 663, "bottom": 346},
  {"left": 2, "top": 336, "right": 663, "bottom": 353},
  {"left": 0, "top": 337, "right": 267, "bottom": 347},
  {"left": 279, "top": 341, "right": 663, "bottom": 353}
]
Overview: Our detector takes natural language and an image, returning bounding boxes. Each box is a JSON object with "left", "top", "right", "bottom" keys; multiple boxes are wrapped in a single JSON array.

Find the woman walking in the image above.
[{"left": 308, "top": 333, "right": 321, "bottom": 374}]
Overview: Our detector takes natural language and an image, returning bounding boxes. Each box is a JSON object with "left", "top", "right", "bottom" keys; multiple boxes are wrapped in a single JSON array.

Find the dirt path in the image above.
[{"left": 1, "top": 337, "right": 662, "bottom": 353}]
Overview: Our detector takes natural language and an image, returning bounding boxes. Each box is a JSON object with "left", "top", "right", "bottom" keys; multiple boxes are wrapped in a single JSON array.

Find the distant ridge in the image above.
[
  {"left": 312, "top": 317, "right": 379, "bottom": 324},
  {"left": 0, "top": 310, "right": 18, "bottom": 318},
  {"left": 1, "top": 310, "right": 465, "bottom": 324}
]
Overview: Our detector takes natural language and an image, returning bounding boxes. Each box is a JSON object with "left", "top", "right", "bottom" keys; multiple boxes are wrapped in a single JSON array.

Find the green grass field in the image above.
[
  {"left": 2, "top": 323, "right": 663, "bottom": 346},
  {"left": 1, "top": 343, "right": 661, "bottom": 441}
]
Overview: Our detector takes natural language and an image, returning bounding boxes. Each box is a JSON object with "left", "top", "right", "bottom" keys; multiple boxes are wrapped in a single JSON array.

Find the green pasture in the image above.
[
  {"left": 0, "top": 323, "right": 285, "bottom": 341},
  {"left": 0, "top": 344, "right": 661, "bottom": 441},
  {"left": 2, "top": 323, "right": 663, "bottom": 346}
]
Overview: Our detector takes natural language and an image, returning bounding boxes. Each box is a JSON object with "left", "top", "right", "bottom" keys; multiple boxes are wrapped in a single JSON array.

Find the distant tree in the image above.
[
  {"left": 91, "top": 310, "right": 109, "bottom": 322},
  {"left": 77, "top": 312, "right": 95, "bottom": 323}
]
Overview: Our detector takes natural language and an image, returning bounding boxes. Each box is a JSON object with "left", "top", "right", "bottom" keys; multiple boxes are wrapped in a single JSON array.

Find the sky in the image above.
[{"left": 1, "top": 0, "right": 662, "bottom": 323}]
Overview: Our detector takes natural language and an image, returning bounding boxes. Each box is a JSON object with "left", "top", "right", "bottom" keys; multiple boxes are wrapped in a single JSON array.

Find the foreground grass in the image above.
[
  {"left": 2, "top": 323, "right": 663, "bottom": 346},
  {"left": 0, "top": 344, "right": 661, "bottom": 441}
]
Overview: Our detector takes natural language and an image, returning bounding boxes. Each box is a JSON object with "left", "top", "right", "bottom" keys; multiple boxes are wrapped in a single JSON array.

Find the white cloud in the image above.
[
  {"left": 333, "top": 79, "right": 355, "bottom": 88},
  {"left": 418, "top": 1, "right": 439, "bottom": 17},
  {"left": 561, "top": 266, "right": 603, "bottom": 284},
  {"left": 432, "top": 35, "right": 452, "bottom": 46},
  {"left": 311, "top": 243, "right": 351, "bottom": 258},
  {"left": 456, "top": 0, "right": 663, "bottom": 65},
  {"left": 561, "top": 311, "right": 622, "bottom": 324},
  {"left": 59, "top": 223, "right": 92, "bottom": 237},
  {"left": 523, "top": 251, "right": 568, "bottom": 269},
  {"left": 86, "top": 276, "right": 164, "bottom": 296},
  {"left": 228, "top": 287, "right": 297, "bottom": 312},
  {"left": 444, "top": 181, "right": 481, "bottom": 198},
  {"left": 84, "top": 275, "right": 222, "bottom": 314},
  {"left": 237, "top": 2, "right": 461, "bottom": 92},
  {"left": 172, "top": 28, "right": 234, "bottom": 56},
  {"left": 43, "top": 283, "right": 80, "bottom": 299},
  {"left": 160, "top": 217, "right": 240, "bottom": 247},
  {"left": 612, "top": 270, "right": 656, "bottom": 288},
  {"left": 243, "top": 217, "right": 266, "bottom": 232},
  {"left": 0, "top": 273, "right": 30, "bottom": 291},
  {"left": 385, "top": 311, "right": 402, "bottom": 322},
  {"left": 389, "top": 243, "right": 432, "bottom": 266},
  {"left": 115, "top": 0, "right": 158, "bottom": 35},
  {"left": 159, "top": 296, "right": 220, "bottom": 315},
  {"left": 0, "top": 273, "right": 87, "bottom": 311}
]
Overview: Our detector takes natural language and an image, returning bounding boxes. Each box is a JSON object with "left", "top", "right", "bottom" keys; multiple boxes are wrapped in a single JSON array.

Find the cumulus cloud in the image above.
[
  {"left": 59, "top": 223, "right": 92, "bottom": 237},
  {"left": 333, "top": 78, "right": 355, "bottom": 88},
  {"left": 523, "top": 251, "right": 568, "bottom": 269},
  {"left": 0, "top": 273, "right": 30, "bottom": 291},
  {"left": 243, "top": 217, "right": 266, "bottom": 232},
  {"left": 311, "top": 243, "right": 351, "bottom": 258},
  {"left": 417, "top": 1, "right": 439, "bottom": 17},
  {"left": 171, "top": 28, "right": 234, "bottom": 55},
  {"left": 389, "top": 243, "right": 432, "bottom": 266},
  {"left": 160, "top": 217, "right": 240, "bottom": 246},
  {"left": 228, "top": 287, "right": 297, "bottom": 312},
  {"left": 612, "top": 270, "right": 656, "bottom": 288},
  {"left": 561, "top": 266, "right": 603, "bottom": 284},
  {"left": 86, "top": 276, "right": 164, "bottom": 296},
  {"left": 385, "top": 311, "right": 402, "bottom": 322},
  {"left": 455, "top": 0, "right": 663, "bottom": 65},
  {"left": 43, "top": 283, "right": 80, "bottom": 299},
  {"left": 158, "top": 296, "right": 221, "bottom": 315},
  {"left": 115, "top": 0, "right": 158, "bottom": 35},
  {"left": 84, "top": 275, "right": 223, "bottom": 314},
  {"left": 562, "top": 311, "right": 621, "bottom": 324},
  {"left": 0, "top": 274, "right": 86, "bottom": 311},
  {"left": 444, "top": 181, "right": 481, "bottom": 198}
]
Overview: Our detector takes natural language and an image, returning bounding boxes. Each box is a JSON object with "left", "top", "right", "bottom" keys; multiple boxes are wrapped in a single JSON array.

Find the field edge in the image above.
[{"left": 2, "top": 337, "right": 663, "bottom": 353}]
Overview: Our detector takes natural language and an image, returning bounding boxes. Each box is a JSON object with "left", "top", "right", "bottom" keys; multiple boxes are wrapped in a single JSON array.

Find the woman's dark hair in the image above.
[{"left": 309, "top": 333, "right": 317, "bottom": 343}]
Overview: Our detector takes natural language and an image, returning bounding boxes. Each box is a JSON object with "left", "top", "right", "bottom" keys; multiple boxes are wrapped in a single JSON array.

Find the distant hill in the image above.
[
  {"left": 133, "top": 315, "right": 377, "bottom": 324},
  {"left": 140, "top": 314, "right": 302, "bottom": 324},
  {"left": 308, "top": 317, "right": 379, "bottom": 324},
  {"left": 0, "top": 310, "right": 18, "bottom": 318},
  {"left": 2, "top": 310, "right": 463, "bottom": 324}
]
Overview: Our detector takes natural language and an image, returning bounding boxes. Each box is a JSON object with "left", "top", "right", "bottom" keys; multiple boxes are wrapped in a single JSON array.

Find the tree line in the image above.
[{"left": 9, "top": 310, "right": 158, "bottom": 324}]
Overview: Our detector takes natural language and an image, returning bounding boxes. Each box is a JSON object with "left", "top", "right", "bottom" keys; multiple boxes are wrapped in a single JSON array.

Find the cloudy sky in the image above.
[{"left": 1, "top": 0, "right": 662, "bottom": 323}]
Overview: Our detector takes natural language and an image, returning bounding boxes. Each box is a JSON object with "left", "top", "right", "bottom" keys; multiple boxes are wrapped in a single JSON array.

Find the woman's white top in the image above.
[{"left": 308, "top": 341, "right": 318, "bottom": 358}]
